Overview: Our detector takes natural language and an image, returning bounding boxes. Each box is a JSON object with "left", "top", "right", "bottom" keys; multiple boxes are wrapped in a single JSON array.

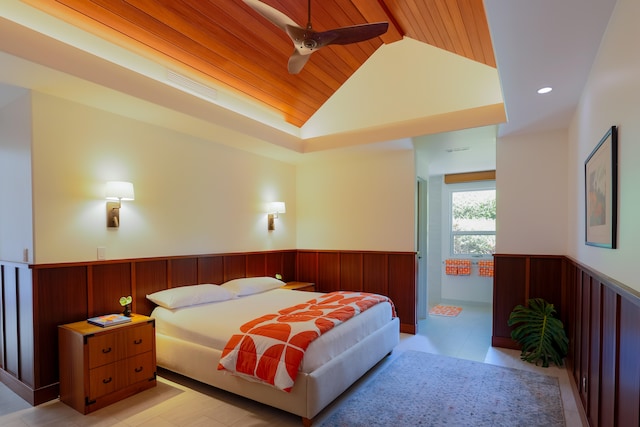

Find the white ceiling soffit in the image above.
[
  {"left": 414, "top": 125, "right": 498, "bottom": 176},
  {"left": 414, "top": 0, "right": 618, "bottom": 175},
  {"left": 484, "top": 0, "right": 618, "bottom": 138}
]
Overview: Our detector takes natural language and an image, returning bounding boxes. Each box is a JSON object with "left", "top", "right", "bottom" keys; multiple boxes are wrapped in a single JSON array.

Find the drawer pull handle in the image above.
[
  {"left": 134, "top": 339, "right": 143, "bottom": 345},
  {"left": 135, "top": 366, "right": 144, "bottom": 373},
  {"left": 102, "top": 377, "right": 112, "bottom": 384},
  {"left": 102, "top": 347, "right": 112, "bottom": 354}
]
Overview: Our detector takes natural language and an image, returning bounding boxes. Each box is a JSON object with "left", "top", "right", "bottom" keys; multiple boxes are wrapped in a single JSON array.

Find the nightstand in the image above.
[
  {"left": 281, "top": 281, "right": 316, "bottom": 292},
  {"left": 58, "top": 314, "right": 156, "bottom": 414}
]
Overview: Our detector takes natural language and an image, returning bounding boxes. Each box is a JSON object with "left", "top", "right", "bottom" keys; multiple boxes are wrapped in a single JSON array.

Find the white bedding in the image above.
[{"left": 151, "top": 288, "right": 394, "bottom": 373}]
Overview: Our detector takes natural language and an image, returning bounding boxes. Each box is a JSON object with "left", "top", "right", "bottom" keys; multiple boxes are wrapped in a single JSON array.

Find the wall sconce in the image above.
[
  {"left": 267, "top": 201, "right": 286, "bottom": 231},
  {"left": 105, "top": 181, "right": 135, "bottom": 228}
]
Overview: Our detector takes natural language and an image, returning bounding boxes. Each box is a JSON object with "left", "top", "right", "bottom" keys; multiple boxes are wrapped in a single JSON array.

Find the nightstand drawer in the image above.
[
  {"left": 123, "top": 323, "right": 154, "bottom": 357},
  {"left": 126, "top": 352, "right": 155, "bottom": 384},
  {"left": 88, "top": 333, "right": 118, "bottom": 368},
  {"left": 89, "top": 363, "right": 117, "bottom": 399}
]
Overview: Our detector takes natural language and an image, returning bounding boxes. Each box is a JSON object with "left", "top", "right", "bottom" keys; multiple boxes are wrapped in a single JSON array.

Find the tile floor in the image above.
[{"left": 0, "top": 301, "right": 588, "bottom": 426}]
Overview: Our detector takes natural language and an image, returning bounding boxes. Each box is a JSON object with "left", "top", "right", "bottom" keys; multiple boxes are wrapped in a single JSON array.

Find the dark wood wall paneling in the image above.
[
  {"left": 492, "top": 254, "right": 640, "bottom": 427},
  {"left": 0, "top": 249, "right": 414, "bottom": 407},
  {"left": 296, "top": 250, "right": 416, "bottom": 334},
  {"left": 0, "top": 262, "right": 44, "bottom": 405}
]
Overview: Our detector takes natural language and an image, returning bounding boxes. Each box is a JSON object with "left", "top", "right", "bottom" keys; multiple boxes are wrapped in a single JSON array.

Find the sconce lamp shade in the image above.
[
  {"left": 268, "top": 201, "right": 286, "bottom": 214},
  {"left": 105, "top": 181, "right": 135, "bottom": 201}
]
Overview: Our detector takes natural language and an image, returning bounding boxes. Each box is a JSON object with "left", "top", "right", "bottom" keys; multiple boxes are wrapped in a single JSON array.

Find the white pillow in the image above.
[
  {"left": 221, "top": 276, "right": 284, "bottom": 297},
  {"left": 146, "top": 284, "right": 234, "bottom": 309}
]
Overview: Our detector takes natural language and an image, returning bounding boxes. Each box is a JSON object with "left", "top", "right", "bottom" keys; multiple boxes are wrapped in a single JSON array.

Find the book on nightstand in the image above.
[{"left": 87, "top": 313, "right": 132, "bottom": 327}]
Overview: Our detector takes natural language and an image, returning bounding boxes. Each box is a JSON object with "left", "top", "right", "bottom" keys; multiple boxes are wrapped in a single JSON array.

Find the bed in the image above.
[{"left": 147, "top": 277, "right": 400, "bottom": 426}]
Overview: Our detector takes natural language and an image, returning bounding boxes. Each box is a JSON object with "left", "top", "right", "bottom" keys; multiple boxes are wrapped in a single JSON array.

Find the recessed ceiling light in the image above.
[{"left": 537, "top": 87, "right": 553, "bottom": 94}]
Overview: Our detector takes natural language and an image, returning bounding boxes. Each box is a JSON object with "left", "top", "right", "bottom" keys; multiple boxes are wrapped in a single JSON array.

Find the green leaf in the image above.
[{"left": 508, "top": 298, "right": 568, "bottom": 367}]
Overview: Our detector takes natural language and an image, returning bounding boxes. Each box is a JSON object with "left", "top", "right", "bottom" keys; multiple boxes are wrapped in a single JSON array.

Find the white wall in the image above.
[
  {"left": 296, "top": 147, "right": 416, "bottom": 252},
  {"left": 567, "top": 0, "right": 640, "bottom": 292},
  {"left": 30, "top": 93, "right": 296, "bottom": 263},
  {"left": 25, "top": 92, "right": 417, "bottom": 264},
  {"left": 0, "top": 91, "right": 33, "bottom": 263},
  {"left": 496, "top": 129, "right": 568, "bottom": 255}
]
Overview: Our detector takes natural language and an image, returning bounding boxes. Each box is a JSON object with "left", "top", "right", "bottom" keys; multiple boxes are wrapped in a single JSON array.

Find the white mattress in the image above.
[{"left": 151, "top": 288, "right": 394, "bottom": 373}]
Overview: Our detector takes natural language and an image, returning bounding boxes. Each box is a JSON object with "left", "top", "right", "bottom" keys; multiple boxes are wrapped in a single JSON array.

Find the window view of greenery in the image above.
[{"left": 452, "top": 189, "right": 496, "bottom": 255}]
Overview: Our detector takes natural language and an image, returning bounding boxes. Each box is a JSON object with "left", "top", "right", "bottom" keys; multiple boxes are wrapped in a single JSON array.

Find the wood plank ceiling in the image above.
[{"left": 23, "top": 0, "right": 495, "bottom": 128}]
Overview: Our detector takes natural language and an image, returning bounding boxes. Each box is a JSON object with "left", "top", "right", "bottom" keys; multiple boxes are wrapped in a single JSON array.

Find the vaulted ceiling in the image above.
[
  {"left": 0, "top": 0, "right": 618, "bottom": 171},
  {"left": 22, "top": 0, "right": 496, "bottom": 128}
]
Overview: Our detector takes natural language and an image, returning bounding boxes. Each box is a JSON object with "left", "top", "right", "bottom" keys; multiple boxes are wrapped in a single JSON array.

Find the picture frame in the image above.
[{"left": 585, "top": 125, "right": 618, "bottom": 248}]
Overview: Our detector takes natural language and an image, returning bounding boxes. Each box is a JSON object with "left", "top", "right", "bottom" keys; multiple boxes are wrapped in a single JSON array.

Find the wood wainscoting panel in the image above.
[
  {"left": 33, "top": 265, "right": 88, "bottom": 403},
  {"left": 277, "top": 251, "right": 297, "bottom": 284},
  {"left": 492, "top": 254, "right": 566, "bottom": 348},
  {"left": 170, "top": 258, "right": 198, "bottom": 287},
  {"left": 387, "top": 253, "right": 416, "bottom": 334},
  {"left": 564, "top": 261, "right": 578, "bottom": 376},
  {"left": 599, "top": 285, "right": 617, "bottom": 427},
  {"left": 491, "top": 255, "right": 528, "bottom": 348},
  {"left": 223, "top": 254, "right": 247, "bottom": 281},
  {"left": 340, "top": 253, "right": 363, "bottom": 291},
  {"left": 224, "top": 254, "right": 247, "bottom": 282},
  {"left": 317, "top": 252, "right": 340, "bottom": 293},
  {"left": 91, "top": 263, "right": 132, "bottom": 317},
  {"left": 265, "top": 253, "right": 282, "bottom": 280},
  {"left": 134, "top": 259, "right": 168, "bottom": 316},
  {"left": 587, "top": 278, "right": 602, "bottom": 427},
  {"left": 363, "top": 253, "right": 388, "bottom": 296},
  {"left": 198, "top": 256, "right": 224, "bottom": 285},
  {"left": 296, "top": 252, "right": 318, "bottom": 284},
  {"left": 617, "top": 297, "right": 640, "bottom": 426},
  {"left": 578, "top": 271, "right": 591, "bottom": 411},
  {"left": 570, "top": 267, "right": 584, "bottom": 397},
  {"left": 2, "top": 264, "right": 20, "bottom": 378},
  {"left": 246, "top": 253, "right": 267, "bottom": 278},
  {"left": 529, "top": 257, "right": 564, "bottom": 318}
]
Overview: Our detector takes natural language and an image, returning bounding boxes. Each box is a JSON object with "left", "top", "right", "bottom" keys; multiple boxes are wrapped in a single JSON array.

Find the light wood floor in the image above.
[{"left": 0, "top": 302, "right": 587, "bottom": 426}]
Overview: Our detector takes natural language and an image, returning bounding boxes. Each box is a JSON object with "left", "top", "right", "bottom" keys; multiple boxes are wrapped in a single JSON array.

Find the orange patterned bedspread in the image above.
[{"left": 217, "top": 291, "right": 396, "bottom": 392}]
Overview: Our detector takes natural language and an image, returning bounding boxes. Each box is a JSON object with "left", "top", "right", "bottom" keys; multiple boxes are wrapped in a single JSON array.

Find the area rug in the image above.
[
  {"left": 429, "top": 304, "right": 462, "bottom": 317},
  {"left": 318, "top": 350, "right": 565, "bottom": 427}
]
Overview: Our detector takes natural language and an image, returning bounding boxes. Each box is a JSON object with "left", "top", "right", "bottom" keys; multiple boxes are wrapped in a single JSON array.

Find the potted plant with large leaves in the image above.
[{"left": 507, "top": 298, "right": 568, "bottom": 367}]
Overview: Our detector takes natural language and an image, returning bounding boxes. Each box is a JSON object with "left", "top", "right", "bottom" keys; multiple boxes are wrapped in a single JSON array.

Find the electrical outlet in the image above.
[
  {"left": 97, "top": 247, "right": 106, "bottom": 260},
  {"left": 23, "top": 248, "right": 29, "bottom": 262}
]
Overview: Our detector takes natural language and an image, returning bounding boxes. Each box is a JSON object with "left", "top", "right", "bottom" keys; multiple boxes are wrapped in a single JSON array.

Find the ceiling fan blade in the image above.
[
  {"left": 244, "top": 0, "right": 388, "bottom": 74},
  {"left": 319, "top": 22, "right": 389, "bottom": 46},
  {"left": 243, "top": 0, "right": 300, "bottom": 33},
  {"left": 288, "top": 50, "right": 312, "bottom": 74}
]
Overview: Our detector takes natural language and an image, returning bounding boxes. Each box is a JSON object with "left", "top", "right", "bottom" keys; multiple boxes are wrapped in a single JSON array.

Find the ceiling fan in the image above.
[{"left": 243, "top": 0, "right": 389, "bottom": 74}]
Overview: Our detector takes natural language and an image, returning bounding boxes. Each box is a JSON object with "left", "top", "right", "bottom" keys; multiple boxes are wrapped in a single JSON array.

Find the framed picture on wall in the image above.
[{"left": 585, "top": 125, "right": 618, "bottom": 248}]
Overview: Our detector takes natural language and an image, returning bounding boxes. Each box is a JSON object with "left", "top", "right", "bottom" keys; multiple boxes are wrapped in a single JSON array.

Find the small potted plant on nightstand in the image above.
[{"left": 119, "top": 295, "right": 133, "bottom": 317}]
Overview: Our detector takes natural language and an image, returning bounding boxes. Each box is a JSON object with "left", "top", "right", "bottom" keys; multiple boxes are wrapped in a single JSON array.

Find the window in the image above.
[{"left": 450, "top": 188, "right": 496, "bottom": 256}]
